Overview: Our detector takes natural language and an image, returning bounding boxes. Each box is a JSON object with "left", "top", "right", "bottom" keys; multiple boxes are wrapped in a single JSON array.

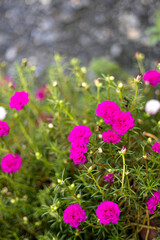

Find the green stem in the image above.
[
  {"left": 1, "top": 137, "right": 13, "bottom": 154},
  {"left": 62, "top": 106, "right": 78, "bottom": 125},
  {"left": 97, "top": 86, "right": 100, "bottom": 103},
  {"left": 64, "top": 183, "right": 81, "bottom": 205},
  {"left": 17, "top": 116, "right": 35, "bottom": 149},
  {"left": 130, "top": 82, "right": 139, "bottom": 111},
  {"left": 85, "top": 221, "right": 100, "bottom": 228},
  {"left": 16, "top": 64, "right": 28, "bottom": 92},
  {"left": 90, "top": 172, "right": 105, "bottom": 196},
  {"left": 107, "top": 82, "right": 110, "bottom": 100},
  {"left": 121, "top": 154, "right": 126, "bottom": 192},
  {"left": 137, "top": 59, "right": 145, "bottom": 75}
]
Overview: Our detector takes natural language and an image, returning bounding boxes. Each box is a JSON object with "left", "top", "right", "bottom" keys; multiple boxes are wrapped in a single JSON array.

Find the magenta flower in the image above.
[
  {"left": 143, "top": 70, "right": 160, "bottom": 87},
  {"left": 1, "top": 153, "right": 22, "bottom": 174},
  {"left": 146, "top": 190, "right": 160, "bottom": 214},
  {"left": 112, "top": 111, "right": 135, "bottom": 135},
  {"left": 104, "top": 174, "right": 114, "bottom": 182},
  {"left": 96, "top": 200, "right": 121, "bottom": 225},
  {"left": 9, "top": 91, "right": 29, "bottom": 111},
  {"left": 152, "top": 142, "right": 160, "bottom": 153},
  {"left": 68, "top": 125, "right": 91, "bottom": 165},
  {"left": 70, "top": 145, "right": 87, "bottom": 165},
  {"left": 96, "top": 100, "right": 121, "bottom": 124},
  {"left": 63, "top": 204, "right": 87, "bottom": 227},
  {"left": 36, "top": 85, "right": 48, "bottom": 101},
  {"left": 102, "top": 130, "right": 121, "bottom": 143},
  {"left": 68, "top": 125, "right": 92, "bottom": 145},
  {"left": 0, "top": 121, "right": 10, "bottom": 137}
]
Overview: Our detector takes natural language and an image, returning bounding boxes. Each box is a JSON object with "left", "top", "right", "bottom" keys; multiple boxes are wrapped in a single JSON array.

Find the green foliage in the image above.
[
  {"left": 0, "top": 54, "right": 160, "bottom": 240},
  {"left": 89, "top": 57, "right": 129, "bottom": 80}
]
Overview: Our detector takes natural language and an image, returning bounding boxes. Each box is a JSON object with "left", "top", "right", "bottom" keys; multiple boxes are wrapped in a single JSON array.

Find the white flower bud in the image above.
[
  {"left": 98, "top": 147, "right": 103, "bottom": 153},
  {"left": 0, "top": 107, "right": 7, "bottom": 120},
  {"left": 145, "top": 99, "right": 160, "bottom": 115}
]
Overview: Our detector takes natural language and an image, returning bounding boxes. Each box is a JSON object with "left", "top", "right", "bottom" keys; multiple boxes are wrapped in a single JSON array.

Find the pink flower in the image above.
[
  {"left": 68, "top": 125, "right": 92, "bottom": 145},
  {"left": 9, "top": 91, "right": 29, "bottom": 111},
  {"left": 102, "top": 130, "right": 121, "bottom": 143},
  {"left": 0, "top": 121, "right": 10, "bottom": 137},
  {"left": 112, "top": 111, "right": 135, "bottom": 135},
  {"left": 70, "top": 145, "right": 87, "bottom": 165},
  {"left": 143, "top": 70, "right": 160, "bottom": 87},
  {"left": 96, "top": 101, "right": 121, "bottom": 124},
  {"left": 1, "top": 153, "right": 22, "bottom": 174},
  {"left": 146, "top": 190, "right": 160, "bottom": 214},
  {"left": 36, "top": 85, "right": 49, "bottom": 101},
  {"left": 152, "top": 142, "right": 160, "bottom": 153},
  {"left": 63, "top": 204, "right": 87, "bottom": 227},
  {"left": 96, "top": 200, "right": 121, "bottom": 225},
  {"left": 104, "top": 174, "right": 114, "bottom": 182}
]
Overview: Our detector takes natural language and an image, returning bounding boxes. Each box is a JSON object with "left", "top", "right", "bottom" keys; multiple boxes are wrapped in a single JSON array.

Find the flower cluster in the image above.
[
  {"left": 96, "top": 200, "right": 121, "bottom": 225},
  {"left": 143, "top": 70, "right": 160, "bottom": 87},
  {"left": 63, "top": 204, "right": 87, "bottom": 227},
  {"left": 146, "top": 190, "right": 160, "bottom": 214},
  {"left": 68, "top": 125, "right": 92, "bottom": 164},
  {"left": 0, "top": 121, "right": 10, "bottom": 137},
  {"left": 152, "top": 142, "right": 160, "bottom": 153},
  {"left": 1, "top": 153, "right": 22, "bottom": 174},
  {"left": 104, "top": 174, "right": 114, "bottom": 182},
  {"left": 63, "top": 200, "right": 121, "bottom": 227},
  {"left": 9, "top": 91, "right": 29, "bottom": 111},
  {"left": 102, "top": 130, "right": 121, "bottom": 143},
  {"left": 96, "top": 100, "right": 135, "bottom": 138}
]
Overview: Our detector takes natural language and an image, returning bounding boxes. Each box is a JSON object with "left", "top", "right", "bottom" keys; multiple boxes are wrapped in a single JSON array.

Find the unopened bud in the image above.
[
  {"left": 35, "top": 152, "right": 42, "bottom": 160},
  {"left": 52, "top": 81, "right": 57, "bottom": 87},
  {"left": 57, "top": 179, "right": 64, "bottom": 185},
  {"left": 147, "top": 137, "right": 152, "bottom": 143},
  {"left": 48, "top": 123, "right": 54, "bottom": 129},
  {"left": 88, "top": 166, "right": 93, "bottom": 173},
  {"left": 134, "top": 74, "right": 142, "bottom": 83},
  {"left": 98, "top": 147, "right": 103, "bottom": 153},
  {"left": 118, "top": 82, "right": 123, "bottom": 89},
  {"left": 120, "top": 146, "right": 126, "bottom": 154},
  {"left": 135, "top": 52, "right": 144, "bottom": 60},
  {"left": 77, "top": 194, "right": 80, "bottom": 198},
  {"left": 81, "top": 67, "right": 87, "bottom": 74}
]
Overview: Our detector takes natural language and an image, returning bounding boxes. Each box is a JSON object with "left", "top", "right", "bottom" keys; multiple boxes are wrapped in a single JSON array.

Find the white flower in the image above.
[
  {"left": 0, "top": 107, "right": 7, "bottom": 120},
  {"left": 145, "top": 99, "right": 160, "bottom": 115}
]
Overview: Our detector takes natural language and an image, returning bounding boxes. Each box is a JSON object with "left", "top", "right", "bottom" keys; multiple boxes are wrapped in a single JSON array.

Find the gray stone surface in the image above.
[{"left": 0, "top": 0, "right": 160, "bottom": 77}]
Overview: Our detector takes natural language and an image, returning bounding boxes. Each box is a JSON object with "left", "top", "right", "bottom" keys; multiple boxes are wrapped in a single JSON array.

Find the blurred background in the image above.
[{"left": 1, "top": 0, "right": 160, "bottom": 78}]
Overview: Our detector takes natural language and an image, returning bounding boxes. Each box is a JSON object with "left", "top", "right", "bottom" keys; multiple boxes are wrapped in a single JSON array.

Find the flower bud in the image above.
[
  {"left": 98, "top": 147, "right": 103, "bottom": 153},
  {"left": 81, "top": 67, "right": 87, "bottom": 74},
  {"left": 77, "top": 194, "right": 80, "bottom": 198},
  {"left": 52, "top": 81, "right": 57, "bottom": 87},
  {"left": 145, "top": 99, "right": 160, "bottom": 115},
  {"left": 88, "top": 166, "right": 93, "bottom": 173},
  {"left": 120, "top": 146, "right": 126, "bottom": 154},
  {"left": 35, "top": 152, "right": 42, "bottom": 160},
  {"left": 57, "top": 179, "right": 64, "bottom": 185},
  {"left": 135, "top": 52, "right": 144, "bottom": 60},
  {"left": 48, "top": 123, "right": 54, "bottom": 129},
  {"left": 118, "top": 82, "right": 123, "bottom": 89},
  {"left": 134, "top": 74, "right": 142, "bottom": 83},
  {"left": 0, "top": 107, "right": 7, "bottom": 121}
]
